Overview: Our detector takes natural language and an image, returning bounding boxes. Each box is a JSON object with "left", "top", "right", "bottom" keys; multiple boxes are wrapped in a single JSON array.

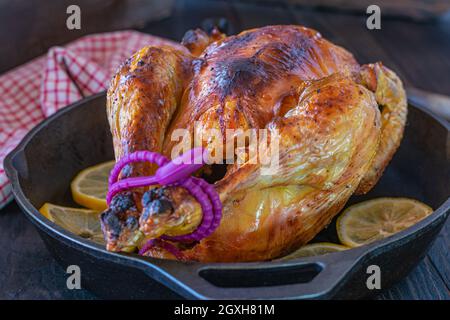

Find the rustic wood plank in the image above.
[
  {"left": 0, "top": 202, "right": 95, "bottom": 299},
  {"left": 427, "top": 219, "right": 450, "bottom": 289},
  {"left": 230, "top": 0, "right": 294, "bottom": 30},
  {"left": 368, "top": 18, "right": 450, "bottom": 95},
  {"left": 176, "top": 0, "right": 240, "bottom": 35},
  {"left": 142, "top": 0, "right": 238, "bottom": 41},
  {"left": 376, "top": 256, "right": 450, "bottom": 300},
  {"left": 250, "top": 0, "right": 450, "bottom": 20}
]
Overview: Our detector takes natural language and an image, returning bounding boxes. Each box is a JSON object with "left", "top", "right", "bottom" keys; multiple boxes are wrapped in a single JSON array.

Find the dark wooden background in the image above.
[{"left": 0, "top": 0, "right": 449, "bottom": 299}]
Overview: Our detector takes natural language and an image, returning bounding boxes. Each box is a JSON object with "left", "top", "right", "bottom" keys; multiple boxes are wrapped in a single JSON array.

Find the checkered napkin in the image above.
[{"left": 0, "top": 31, "right": 182, "bottom": 209}]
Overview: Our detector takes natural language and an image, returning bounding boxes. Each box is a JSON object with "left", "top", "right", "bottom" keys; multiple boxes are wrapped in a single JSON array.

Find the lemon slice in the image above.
[
  {"left": 337, "top": 197, "right": 433, "bottom": 248},
  {"left": 71, "top": 161, "right": 114, "bottom": 211},
  {"left": 278, "top": 242, "right": 349, "bottom": 260},
  {"left": 39, "top": 203, "right": 105, "bottom": 244}
]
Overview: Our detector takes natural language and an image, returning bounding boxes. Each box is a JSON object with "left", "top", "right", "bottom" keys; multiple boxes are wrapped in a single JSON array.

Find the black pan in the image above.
[{"left": 4, "top": 92, "right": 450, "bottom": 299}]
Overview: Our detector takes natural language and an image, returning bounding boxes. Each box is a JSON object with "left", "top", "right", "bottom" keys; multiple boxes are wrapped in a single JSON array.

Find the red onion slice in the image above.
[{"left": 138, "top": 239, "right": 185, "bottom": 261}]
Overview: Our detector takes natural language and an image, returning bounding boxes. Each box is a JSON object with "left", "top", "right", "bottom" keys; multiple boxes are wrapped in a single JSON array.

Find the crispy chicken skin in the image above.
[{"left": 102, "top": 25, "right": 407, "bottom": 261}]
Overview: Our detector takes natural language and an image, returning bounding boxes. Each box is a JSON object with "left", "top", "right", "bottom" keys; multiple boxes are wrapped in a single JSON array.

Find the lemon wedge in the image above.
[
  {"left": 71, "top": 161, "right": 114, "bottom": 211},
  {"left": 337, "top": 197, "right": 433, "bottom": 248},
  {"left": 278, "top": 242, "right": 349, "bottom": 260},
  {"left": 39, "top": 203, "right": 105, "bottom": 244}
]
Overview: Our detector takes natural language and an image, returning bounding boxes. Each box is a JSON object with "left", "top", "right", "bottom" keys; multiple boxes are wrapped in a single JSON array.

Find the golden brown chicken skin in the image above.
[{"left": 102, "top": 25, "right": 407, "bottom": 261}]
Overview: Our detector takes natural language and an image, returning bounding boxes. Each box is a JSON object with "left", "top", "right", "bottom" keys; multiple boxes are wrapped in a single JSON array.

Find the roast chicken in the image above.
[{"left": 101, "top": 25, "right": 407, "bottom": 262}]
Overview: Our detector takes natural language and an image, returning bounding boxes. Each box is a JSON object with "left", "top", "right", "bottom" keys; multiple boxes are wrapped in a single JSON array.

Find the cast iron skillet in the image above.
[{"left": 4, "top": 92, "right": 450, "bottom": 299}]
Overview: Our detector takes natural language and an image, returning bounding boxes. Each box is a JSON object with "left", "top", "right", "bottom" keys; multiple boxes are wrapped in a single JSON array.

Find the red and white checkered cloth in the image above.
[{"left": 0, "top": 30, "right": 182, "bottom": 209}]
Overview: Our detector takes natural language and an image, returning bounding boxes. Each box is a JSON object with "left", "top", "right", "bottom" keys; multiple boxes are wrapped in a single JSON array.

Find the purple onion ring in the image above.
[{"left": 106, "top": 148, "right": 222, "bottom": 259}]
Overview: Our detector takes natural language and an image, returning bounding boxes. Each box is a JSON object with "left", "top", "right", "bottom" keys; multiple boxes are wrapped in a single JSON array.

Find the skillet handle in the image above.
[{"left": 139, "top": 252, "right": 359, "bottom": 300}]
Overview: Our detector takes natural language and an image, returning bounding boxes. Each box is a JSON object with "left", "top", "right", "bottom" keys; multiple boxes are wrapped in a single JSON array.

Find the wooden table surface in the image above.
[{"left": 0, "top": 0, "right": 449, "bottom": 300}]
